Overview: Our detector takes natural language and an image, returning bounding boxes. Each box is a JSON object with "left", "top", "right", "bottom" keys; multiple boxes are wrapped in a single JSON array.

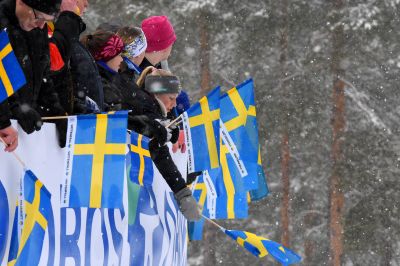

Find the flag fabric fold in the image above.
[
  {"left": 249, "top": 146, "right": 270, "bottom": 201},
  {"left": 224, "top": 229, "right": 301, "bottom": 265},
  {"left": 220, "top": 79, "right": 259, "bottom": 191},
  {"left": 61, "top": 111, "right": 128, "bottom": 209},
  {"left": 7, "top": 170, "right": 51, "bottom": 266},
  {"left": 129, "top": 131, "right": 154, "bottom": 186},
  {"left": 0, "top": 29, "right": 26, "bottom": 103},
  {"left": 182, "top": 86, "right": 220, "bottom": 173}
]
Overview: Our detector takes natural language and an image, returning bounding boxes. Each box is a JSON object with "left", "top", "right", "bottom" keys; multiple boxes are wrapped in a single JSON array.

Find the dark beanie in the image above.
[
  {"left": 145, "top": 75, "right": 181, "bottom": 94},
  {"left": 22, "top": 0, "right": 61, "bottom": 15}
]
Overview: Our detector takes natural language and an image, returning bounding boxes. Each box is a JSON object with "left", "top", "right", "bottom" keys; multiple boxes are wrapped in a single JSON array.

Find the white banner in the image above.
[{"left": 0, "top": 121, "right": 188, "bottom": 266}]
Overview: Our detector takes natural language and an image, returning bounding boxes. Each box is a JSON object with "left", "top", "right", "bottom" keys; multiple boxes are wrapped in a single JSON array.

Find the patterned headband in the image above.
[
  {"left": 93, "top": 35, "right": 124, "bottom": 62},
  {"left": 122, "top": 30, "right": 147, "bottom": 58}
]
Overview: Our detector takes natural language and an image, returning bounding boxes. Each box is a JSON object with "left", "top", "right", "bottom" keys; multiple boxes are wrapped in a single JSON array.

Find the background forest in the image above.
[{"left": 85, "top": 0, "right": 400, "bottom": 265}]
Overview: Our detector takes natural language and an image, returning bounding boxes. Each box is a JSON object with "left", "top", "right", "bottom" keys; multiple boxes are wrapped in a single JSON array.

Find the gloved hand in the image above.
[
  {"left": 55, "top": 119, "right": 68, "bottom": 148},
  {"left": 11, "top": 104, "right": 43, "bottom": 134},
  {"left": 174, "top": 187, "right": 202, "bottom": 221},
  {"left": 186, "top": 171, "right": 202, "bottom": 185},
  {"left": 38, "top": 103, "right": 68, "bottom": 148},
  {"left": 156, "top": 119, "right": 179, "bottom": 144},
  {"left": 169, "top": 126, "right": 179, "bottom": 144}
]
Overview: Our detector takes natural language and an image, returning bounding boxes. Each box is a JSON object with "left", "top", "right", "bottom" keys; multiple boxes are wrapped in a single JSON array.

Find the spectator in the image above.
[
  {"left": 0, "top": 0, "right": 82, "bottom": 148},
  {"left": 134, "top": 67, "right": 201, "bottom": 221},
  {"left": 140, "top": 16, "right": 176, "bottom": 69},
  {"left": 81, "top": 30, "right": 124, "bottom": 111}
]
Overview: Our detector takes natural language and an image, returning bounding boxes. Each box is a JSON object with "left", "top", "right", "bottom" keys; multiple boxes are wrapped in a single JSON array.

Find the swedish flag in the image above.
[
  {"left": 129, "top": 131, "right": 153, "bottom": 186},
  {"left": 62, "top": 111, "right": 128, "bottom": 209},
  {"left": 225, "top": 230, "right": 301, "bottom": 265},
  {"left": 0, "top": 29, "right": 26, "bottom": 104},
  {"left": 8, "top": 170, "right": 51, "bottom": 266},
  {"left": 220, "top": 79, "right": 259, "bottom": 190},
  {"left": 215, "top": 141, "right": 248, "bottom": 219},
  {"left": 249, "top": 146, "right": 270, "bottom": 201},
  {"left": 183, "top": 87, "right": 220, "bottom": 173}
]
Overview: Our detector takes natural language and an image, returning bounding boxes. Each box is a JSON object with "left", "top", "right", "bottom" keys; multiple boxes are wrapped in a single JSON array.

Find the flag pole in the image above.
[
  {"left": 42, "top": 116, "right": 69, "bottom": 120},
  {"left": 166, "top": 115, "right": 183, "bottom": 128},
  {"left": 0, "top": 137, "right": 27, "bottom": 170},
  {"left": 201, "top": 214, "right": 225, "bottom": 232}
]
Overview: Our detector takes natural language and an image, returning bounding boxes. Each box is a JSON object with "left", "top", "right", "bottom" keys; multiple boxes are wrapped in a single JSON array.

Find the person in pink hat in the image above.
[{"left": 139, "top": 15, "right": 176, "bottom": 70}]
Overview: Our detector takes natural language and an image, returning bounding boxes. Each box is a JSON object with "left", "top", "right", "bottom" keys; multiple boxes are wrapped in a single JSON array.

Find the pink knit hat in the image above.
[{"left": 141, "top": 16, "right": 176, "bottom": 53}]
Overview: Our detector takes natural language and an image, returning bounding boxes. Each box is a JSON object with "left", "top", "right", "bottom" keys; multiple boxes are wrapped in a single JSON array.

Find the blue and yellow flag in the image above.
[
  {"left": 8, "top": 170, "right": 51, "bottom": 266},
  {"left": 250, "top": 146, "right": 270, "bottom": 201},
  {"left": 224, "top": 230, "right": 301, "bottom": 265},
  {"left": 215, "top": 142, "right": 248, "bottom": 219},
  {"left": 183, "top": 87, "right": 220, "bottom": 173},
  {"left": 188, "top": 172, "right": 216, "bottom": 240},
  {"left": 129, "top": 131, "right": 153, "bottom": 186},
  {"left": 0, "top": 29, "right": 26, "bottom": 104},
  {"left": 62, "top": 111, "right": 128, "bottom": 209},
  {"left": 220, "top": 79, "right": 259, "bottom": 191}
]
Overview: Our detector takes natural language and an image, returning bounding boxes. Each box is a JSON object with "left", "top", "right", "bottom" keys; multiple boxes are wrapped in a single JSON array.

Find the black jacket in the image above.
[
  {"left": 0, "top": 101, "right": 11, "bottom": 129},
  {"left": 71, "top": 42, "right": 104, "bottom": 113},
  {"left": 0, "top": 0, "right": 81, "bottom": 126},
  {"left": 98, "top": 64, "right": 124, "bottom": 112}
]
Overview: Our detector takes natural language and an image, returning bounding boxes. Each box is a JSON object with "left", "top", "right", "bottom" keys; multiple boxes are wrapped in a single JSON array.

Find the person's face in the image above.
[
  {"left": 106, "top": 54, "right": 123, "bottom": 72},
  {"left": 160, "top": 45, "right": 173, "bottom": 61},
  {"left": 156, "top": 93, "right": 178, "bottom": 112},
  {"left": 15, "top": 0, "right": 55, "bottom": 31},
  {"left": 76, "top": 0, "right": 89, "bottom": 14}
]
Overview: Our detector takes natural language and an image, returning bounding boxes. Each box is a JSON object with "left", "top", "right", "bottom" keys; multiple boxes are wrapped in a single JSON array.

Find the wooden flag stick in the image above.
[
  {"left": 0, "top": 137, "right": 27, "bottom": 169},
  {"left": 166, "top": 115, "right": 183, "bottom": 128},
  {"left": 42, "top": 116, "right": 69, "bottom": 120},
  {"left": 202, "top": 214, "right": 225, "bottom": 232}
]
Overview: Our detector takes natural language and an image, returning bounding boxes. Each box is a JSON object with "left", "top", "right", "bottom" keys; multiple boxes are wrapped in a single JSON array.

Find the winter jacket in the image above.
[
  {"left": 71, "top": 42, "right": 105, "bottom": 113},
  {"left": 49, "top": 14, "right": 90, "bottom": 115},
  {"left": 55, "top": 40, "right": 104, "bottom": 114},
  {"left": 97, "top": 63, "right": 124, "bottom": 112},
  {"left": 0, "top": 101, "right": 11, "bottom": 129},
  {"left": 139, "top": 57, "right": 161, "bottom": 70},
  {"left": 0, "top": 0, "right": 77, "bottom": 130}
]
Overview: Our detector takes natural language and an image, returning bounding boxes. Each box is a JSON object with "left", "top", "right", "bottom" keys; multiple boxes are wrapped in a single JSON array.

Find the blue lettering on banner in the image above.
[
  {"left": 85, "top": 208, "right": 109, "bottom": 266},
  {"left": 60, "top": 208, "right": 81, "bottom": 266},
  {"left": 128, "top": 187, "right": 163, "bottom": 266},
  {"left": 108, "top": 208, "right": 124, "bottom": 265},
  {"left": 0, "top": 180, "right": 9, "bottom": 262}
]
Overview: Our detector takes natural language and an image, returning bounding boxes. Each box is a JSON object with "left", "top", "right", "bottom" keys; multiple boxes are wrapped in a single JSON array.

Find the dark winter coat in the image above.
[
  {"left": 138, "top": 57, "right": 161, "bottom": 70},
  {"left": 0, "top": 0, "right": 82, "bottom": 128},
  {"left": 55, "top": 41, "right": 105, "bottom": 114},
  {"left": 0, "top": 100, "right": 11, "bottom": 129},
  {"left": 98, "top": 64, "right": 124, "bottom": 112},
  {"left": 71, "top": 42, "right": 104, "bottom": 112}
]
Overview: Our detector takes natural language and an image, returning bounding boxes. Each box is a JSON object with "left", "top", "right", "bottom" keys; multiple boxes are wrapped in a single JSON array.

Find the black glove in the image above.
[
  {"left": 186, "top": 171, "right": 202, "bottom": 185},
  {"left": 170, "top": 126, "right": 179, "bottom": 144},
  {"left": 38, "top": 103, "right": 68, "bottom": 148},
  {"left": 55, "top": 119, "right": 67, "bottom": 148},
  {"left": 128, "top": 115, "right": 166, "bottom": 144},
  {"left": 11, "top": 104, "right": 43, "bottom": 134}
]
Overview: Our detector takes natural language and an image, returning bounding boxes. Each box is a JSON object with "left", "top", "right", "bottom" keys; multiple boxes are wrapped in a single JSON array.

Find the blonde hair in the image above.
[{"left": 136, "top": 67, "right": 174, "bottom": 88}]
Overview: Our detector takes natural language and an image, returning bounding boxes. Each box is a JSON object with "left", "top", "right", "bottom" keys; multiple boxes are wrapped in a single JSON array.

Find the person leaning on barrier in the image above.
[
  {"left": 133, "top": 68, "right": 202, "bottom": 221},
  {"left": 0, "top": 0, "right": 82, "bottom": 147}
]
